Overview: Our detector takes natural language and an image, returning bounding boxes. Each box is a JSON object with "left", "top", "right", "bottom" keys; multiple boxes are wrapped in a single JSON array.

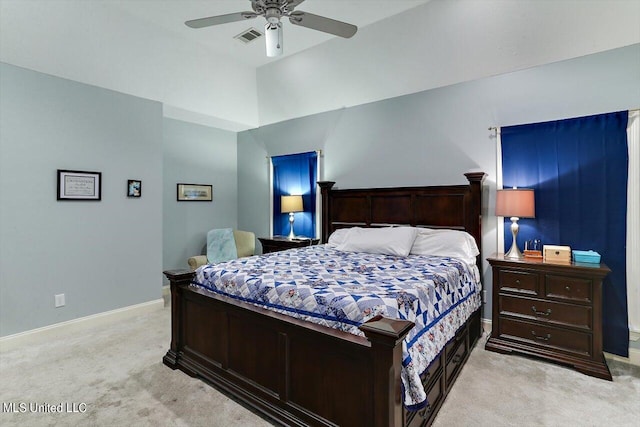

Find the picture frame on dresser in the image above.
[
  {"left": 57, "top": 169, "right": 102, "bottom": 201},
  {"left": 485, "top": 253, "right": 612, "bottom": 381}
]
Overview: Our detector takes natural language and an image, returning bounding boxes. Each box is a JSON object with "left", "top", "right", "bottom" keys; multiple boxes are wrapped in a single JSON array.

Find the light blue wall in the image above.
[
  {"left": 238, "top": 44, "right": 640, "bottom": 320},
  {"left": 0, "top": 63, "right": 163, "bottom": 336},
  {"left": 3, "top": 44, "right": 637, "bottom": 338},
  {"left": 162, "top": 118, "right": 238, "bottom": 275},
  {"left": 0, "top": 64, "right": 239, "bottom": 336}
]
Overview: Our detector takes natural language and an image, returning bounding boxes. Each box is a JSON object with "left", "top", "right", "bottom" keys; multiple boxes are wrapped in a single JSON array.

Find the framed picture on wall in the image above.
[
  {"left": 177, "top": 183, "right": 212, "bottom": 201},
  {"left": 57, "top": 169, "right": 102, "bottom": 201},
  {"left": 127, "top": 180, "right": 142, "bottom": 198}
]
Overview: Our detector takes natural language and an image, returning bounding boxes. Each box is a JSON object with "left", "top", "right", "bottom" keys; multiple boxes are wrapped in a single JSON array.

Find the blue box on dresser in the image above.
[{"left": 572, "top": 250, "right": 601, "bottom": 263}]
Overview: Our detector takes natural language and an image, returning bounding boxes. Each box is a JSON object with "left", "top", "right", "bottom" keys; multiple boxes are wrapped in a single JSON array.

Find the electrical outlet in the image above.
[{"left": 55, "top": 293, "right": 65, "bottom": 308}]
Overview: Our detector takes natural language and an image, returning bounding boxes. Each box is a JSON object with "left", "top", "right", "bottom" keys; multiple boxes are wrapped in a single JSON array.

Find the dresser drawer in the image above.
[
  {"left": 545, "top": 275, "right": 592, "bottom": 304},
  {"left": 445, "top": 334, "right": 468, "bottom": 385},
  {"left": 499, "top": 294, "right": 593, "bottom": 331},
  {"left": 498, "top": 269, "right": 539, "bottom": 296},
  {"left": 406, "top": 374, "right": 443, "bottom": 427},
  {"left": 419, "top": 354, "right": 442, "bottom": 388},
  {"left": 498, "top": 318, "right": 592, "bottom": 357}
]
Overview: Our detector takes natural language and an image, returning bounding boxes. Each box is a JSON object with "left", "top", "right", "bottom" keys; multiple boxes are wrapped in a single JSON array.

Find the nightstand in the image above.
[
  {"left": 485, "top": 253, "right": 612, "bottom": 380},
  {"left": 258, "top": 236, "right": 320, "bottom": 254}
]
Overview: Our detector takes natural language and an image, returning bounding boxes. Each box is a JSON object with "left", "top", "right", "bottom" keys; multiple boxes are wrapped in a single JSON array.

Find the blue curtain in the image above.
[
  {"left": 272, "top": 151, "right": 318, "bottom": 238},
  {"left": 501, "top": 111, "right": 629, "bottom": 356}
]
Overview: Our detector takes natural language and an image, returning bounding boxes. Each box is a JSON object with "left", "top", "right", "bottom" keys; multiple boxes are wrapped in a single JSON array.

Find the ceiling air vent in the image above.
[{"left": 234, "top": 28, "right": 263, "bottom": 44}]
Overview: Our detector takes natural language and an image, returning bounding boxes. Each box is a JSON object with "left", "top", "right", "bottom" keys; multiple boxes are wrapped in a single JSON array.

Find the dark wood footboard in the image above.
[
  {"left": 164, "top": 269, "right": 415, "bottom": 427},
  {"left": 164, "top": 270, "right": 482, "bottom": 427}
]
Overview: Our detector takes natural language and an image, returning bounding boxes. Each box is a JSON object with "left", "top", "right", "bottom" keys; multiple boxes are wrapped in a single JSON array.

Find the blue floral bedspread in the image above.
[{"left": 193, "top": 244, "right": 481, "bottom": 409}]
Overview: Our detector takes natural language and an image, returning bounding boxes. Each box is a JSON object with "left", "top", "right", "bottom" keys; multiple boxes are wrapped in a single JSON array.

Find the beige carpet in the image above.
[
  {"left": 1, "top": 305, "right": 638, "bottom": 426},
  {"left": 432, "top": 338, "right": 640, "bottom": 426}
]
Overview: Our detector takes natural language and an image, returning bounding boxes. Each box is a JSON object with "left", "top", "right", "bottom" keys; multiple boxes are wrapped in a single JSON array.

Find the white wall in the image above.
[
  {"left": 0, "top": 63, "right": 163, "bottom": 337},
  {"left": 257, "top": 0, "right": 640, "bottom": 125},
  {"left": 239, "top": 44, "right": 640, "bottom": 323},
  {"left": 162, "top": 118, "right": 238, "bottom": 275},
  {"left": 4, "top": 1, "right": 637, "bottom": 131},
  {"left": 0, "top": 0, "right": 259, "bottom": 130}
]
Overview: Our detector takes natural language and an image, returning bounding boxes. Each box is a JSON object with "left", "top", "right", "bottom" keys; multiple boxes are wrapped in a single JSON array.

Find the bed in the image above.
[{"left": 163, "top": 172, "right": 486, "bottom": 427}]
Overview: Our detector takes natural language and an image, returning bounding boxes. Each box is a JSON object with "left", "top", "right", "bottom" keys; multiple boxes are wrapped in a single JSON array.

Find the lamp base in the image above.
[
  {"left": 287, "top": 212, "right": 296, "bottom": 239},
  {"left": 505, "top": 217, "right": 523, "bottom": 259},
  {"left": 505, "top": 242, "right": 523, "bottom": 259}
]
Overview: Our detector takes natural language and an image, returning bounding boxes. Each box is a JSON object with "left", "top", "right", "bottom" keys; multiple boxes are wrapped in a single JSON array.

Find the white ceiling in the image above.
[
  {"left": 111, "top": 0, "right": 432, "bottom": 68},
  {"left": 1, "top": 0, "right": 639, "bottom": 131}
]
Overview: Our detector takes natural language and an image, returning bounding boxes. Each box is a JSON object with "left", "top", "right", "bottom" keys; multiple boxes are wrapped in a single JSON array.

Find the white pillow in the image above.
[
  {"left": 410, "top": 228, "right": 479, "bottom": 264},
  {"left": 327, "top": 228, "right": 351, "bottom": 247},
  {"left": 335, "top": 227, "right": 418, "bottom": 257}
]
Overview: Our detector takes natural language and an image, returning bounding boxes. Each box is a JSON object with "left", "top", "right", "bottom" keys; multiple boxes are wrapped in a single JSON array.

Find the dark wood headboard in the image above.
[{"left": 318, "top": 172, "right": 487, "bottom": 259}]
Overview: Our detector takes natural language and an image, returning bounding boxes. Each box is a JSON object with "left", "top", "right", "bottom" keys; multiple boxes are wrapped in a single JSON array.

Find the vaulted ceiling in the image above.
[{"left": 1, "top": 0, "right": 638, "bottom": 130}]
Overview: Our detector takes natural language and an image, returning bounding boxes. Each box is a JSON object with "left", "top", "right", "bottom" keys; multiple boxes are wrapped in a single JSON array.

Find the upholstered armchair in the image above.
[{"left": 187, "top": 229, "right": 256, "bottom": 270}]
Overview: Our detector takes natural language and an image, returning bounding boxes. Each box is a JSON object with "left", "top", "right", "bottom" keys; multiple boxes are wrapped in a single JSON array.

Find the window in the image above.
[{"left": 271, "top": 151, "right": 319, "bottom": 238}]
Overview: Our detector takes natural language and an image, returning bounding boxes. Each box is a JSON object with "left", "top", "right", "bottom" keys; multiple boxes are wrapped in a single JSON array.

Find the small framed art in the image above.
[
  {"left": 57, "top": 169, "right": 102, "bottom": 201},
  {"left": 127, "top": 180, "right": 142, "bottom": 198},
  {"left": 177, "top": 183, "right": 212, "bottom": 201}
]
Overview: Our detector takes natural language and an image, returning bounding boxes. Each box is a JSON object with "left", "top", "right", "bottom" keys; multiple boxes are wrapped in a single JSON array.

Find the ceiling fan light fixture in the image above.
[
  {"left": 264, "top": 6, "right": 282, "bottom": 24},
  {"left": 265, "top": 22, "right": 283, "bottom": 57}
]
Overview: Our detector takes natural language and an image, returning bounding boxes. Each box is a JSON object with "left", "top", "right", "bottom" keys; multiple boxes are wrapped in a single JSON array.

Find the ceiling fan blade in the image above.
[
  {"left": 288, "top": 11, "right": 357, "bottom": 38},
  {"left": 185, "top": 12, "right": 257, "bottom": 29}
]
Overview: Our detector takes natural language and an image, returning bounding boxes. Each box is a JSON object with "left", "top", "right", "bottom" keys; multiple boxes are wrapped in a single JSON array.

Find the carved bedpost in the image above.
[
  {"left": 464, "top": 172, "right": 487, "bottom": 263},
  {"left": 360, "top": 316, "right": 415, "bottom": 427},
  {"left": 162, "top": 269, "right": 195, "bottom": 368},
  {"left": 317, "top": 181, "right": 335, "bottom": 243}
]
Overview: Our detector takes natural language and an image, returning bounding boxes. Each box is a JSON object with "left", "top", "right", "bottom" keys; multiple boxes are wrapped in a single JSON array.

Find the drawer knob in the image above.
[
  {"left": 419, "top": 403, "right": 432, "bottom": 419},
  {"left": 452, "top": 354, "right": 463, "bottom": 364},
  {"left": 531, "top": 306, "right": 552, "bottom": 317},
  {"left": 531, "top": 331, "right": 551, "bottom": 341},
  {"left": 565, "top": 286, "right": 571, "bottom": 292},
  {"left": 515, "top": 279, "right": 521, "bottom": 285}
]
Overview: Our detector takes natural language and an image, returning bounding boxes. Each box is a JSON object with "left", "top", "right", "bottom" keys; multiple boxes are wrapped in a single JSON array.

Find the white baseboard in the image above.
[
  {"left": 605, "top": 348, "right": 640, "bottom": 367},
  {"left": 481, "top": 318, "right": 492, "bottom": 335},
  {"left": 0, "top": 298, "right": 164, "bottom": 352}
]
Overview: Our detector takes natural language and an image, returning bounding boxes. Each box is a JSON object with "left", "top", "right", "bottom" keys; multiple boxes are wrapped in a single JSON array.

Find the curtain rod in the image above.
[
  {"left": 490, "top": 109, "right": 640, "bottom": 131},
  {"left": 267, "top": 150, "right": 322, "bottom": 159}
]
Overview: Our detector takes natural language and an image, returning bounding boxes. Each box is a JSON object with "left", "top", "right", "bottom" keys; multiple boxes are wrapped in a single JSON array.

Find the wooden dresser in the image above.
[
  {"left": 258, "top": 236, "right": 320, "bottom": 254},
  {"left": 486, "top": 253, "right": 611, "bottom": 380}
]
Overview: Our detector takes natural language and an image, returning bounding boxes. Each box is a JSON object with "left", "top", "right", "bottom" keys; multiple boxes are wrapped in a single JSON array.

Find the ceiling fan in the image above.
[{"left": 185, "top": 0, "right": 358, "bottom": 57}]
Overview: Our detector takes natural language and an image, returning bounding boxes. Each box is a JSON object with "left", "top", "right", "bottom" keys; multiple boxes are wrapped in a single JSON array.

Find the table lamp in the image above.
[
  {"left": 281, "top": 195, "right": 303, "bottom": 239},
  {"left": 496, "top": 188, "right": 535, "bottom": 259}
]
